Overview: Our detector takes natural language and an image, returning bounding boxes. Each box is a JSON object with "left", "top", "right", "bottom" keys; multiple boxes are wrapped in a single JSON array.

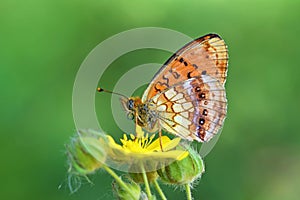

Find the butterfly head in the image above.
[
  {"left": 120, "top": 96, "right": 141, "bottom": 120},
  {"left": 120, "top": 96, "right": 157, "bottom": 130},
  {"left": 97, "top": 87, "right": 151, "bottom": 127},
  {"left": 97, "top": 87, "right": 139, "bottom": 120}
]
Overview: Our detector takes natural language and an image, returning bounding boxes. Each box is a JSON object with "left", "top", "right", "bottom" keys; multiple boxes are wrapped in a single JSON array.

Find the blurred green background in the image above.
[{"left": 1, "top": 0, "right": 300, "bottom": 199}]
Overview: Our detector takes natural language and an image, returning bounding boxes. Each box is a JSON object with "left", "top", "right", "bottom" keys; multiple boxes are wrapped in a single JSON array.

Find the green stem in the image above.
[
  {"left": 185, "top": 183, "right": 192, "bottom": 200},
  {"left": 153, "top": 179, "right": 167, "bottom": 200},
  {"left": 140, "top": 164, "right": 152, "bottom": 199},
  {"left": 103, "top": 165, "right": 135, "bottom": 199}
]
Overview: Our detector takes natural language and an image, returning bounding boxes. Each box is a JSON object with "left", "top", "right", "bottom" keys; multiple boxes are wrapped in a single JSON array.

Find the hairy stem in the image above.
[
  {"left": 141, "top": 164, "right": 152, "bottom": 199},
  {"left": 185, "top": 183, "right": 192, "bottom": 200},
  {"left": 153, "top": 179, "right": 167, "bottom": 200},
  {"left": 103, "top": 165, "right": 135, "bottom": 199}
]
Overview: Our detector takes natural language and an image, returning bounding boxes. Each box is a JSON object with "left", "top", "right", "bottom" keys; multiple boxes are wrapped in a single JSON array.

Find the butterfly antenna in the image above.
[{"left": 97, "top": 87, "right": 128, "bottom": 99}]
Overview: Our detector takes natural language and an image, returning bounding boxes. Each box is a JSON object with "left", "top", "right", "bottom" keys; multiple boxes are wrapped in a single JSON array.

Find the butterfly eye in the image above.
[
  {"left": 127, "top": 99, "right": 134, "bottom": 110},
  {"left": 127, "top": 112, "right": 135, "bottom": 120}
]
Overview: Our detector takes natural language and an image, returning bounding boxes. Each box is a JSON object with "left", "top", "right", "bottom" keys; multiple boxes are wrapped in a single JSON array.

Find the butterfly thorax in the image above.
[{"left": 121, "top": 96, "right": 159, "bottom": 132}]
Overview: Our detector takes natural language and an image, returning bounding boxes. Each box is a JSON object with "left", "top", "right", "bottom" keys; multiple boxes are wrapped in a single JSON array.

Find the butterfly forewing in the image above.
[{"left": 142, "top": 34, "right": 228, "bottom": 102}]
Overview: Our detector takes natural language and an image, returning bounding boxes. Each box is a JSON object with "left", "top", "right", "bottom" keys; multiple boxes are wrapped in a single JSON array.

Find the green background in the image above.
[{"left": 1, "top": 0, "right": 300, "bottom": 199}]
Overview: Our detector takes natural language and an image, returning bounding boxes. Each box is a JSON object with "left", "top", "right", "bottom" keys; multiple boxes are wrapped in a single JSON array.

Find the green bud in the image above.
[
  {"left": 157, "top": 147, "right": 204, "bottom": 185},
  {"left": 67, "top": 129, "right": 107, "bottom": 175},
  {"left": 112, "top": 176, "right": 141, "bottom": 200},
  {"left": 129, "top": 171, "right": 158, "bottom": 184}
]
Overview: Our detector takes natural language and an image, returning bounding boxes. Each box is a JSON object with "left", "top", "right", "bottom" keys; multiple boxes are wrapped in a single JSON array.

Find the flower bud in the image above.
[
  {"left": 157, "top": 147, "right": 204, "bottom": 185},
  {"left": 112, "top": 176, "right": 141, "bottom": 200},
  {"left": 129, "top": 171, "right": 158, "bottom": 183},
  {"left": 67, "top": 129, "right": 107, "bottom": 175}
]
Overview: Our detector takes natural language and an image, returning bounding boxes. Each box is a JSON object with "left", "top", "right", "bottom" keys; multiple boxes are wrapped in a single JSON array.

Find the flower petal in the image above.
[
  {"left": 146, "top": 136, "right": 171, "bottom": 151},
  {"left": 162, "top": 137, "right": 182, "bottom": 152}
]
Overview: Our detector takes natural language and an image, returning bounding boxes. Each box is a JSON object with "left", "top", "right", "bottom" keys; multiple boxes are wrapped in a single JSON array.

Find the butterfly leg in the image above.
[
  {"left": 159, "top": 128, "right": 164, "bottom": 152},
  {"left": 134, "top": 110, "right": 139, "bottom": 140}
]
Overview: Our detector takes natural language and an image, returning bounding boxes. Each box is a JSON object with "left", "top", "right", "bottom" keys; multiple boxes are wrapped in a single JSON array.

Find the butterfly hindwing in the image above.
[{"left": 149, "top": 75, "right": 227, "bottom": 142}]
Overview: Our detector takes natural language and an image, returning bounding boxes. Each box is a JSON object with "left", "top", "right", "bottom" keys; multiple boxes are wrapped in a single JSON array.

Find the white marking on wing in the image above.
[
  {"left": 180, "top": 111, "right": 189, "bottom": 118},
  {"left": 182, "top": 102, "right": 193, "bottom": 110},
  {"left": 156, "top": 104, "right": 167, "bottom": 111},
  {"left": 164, "top": 88, "right": 176, "bottom": 99},
  {"left": 172, "top": 104, "right": 183, "bottom": 112},
  {"left": 173, "top": 125, "right": 190, "bottom": 137},
  {"left": 171, "top": 93, "right": 184, "bottom": 101},
  {"left": 174, "top": 115, "right": 191, "bottom": 128}
]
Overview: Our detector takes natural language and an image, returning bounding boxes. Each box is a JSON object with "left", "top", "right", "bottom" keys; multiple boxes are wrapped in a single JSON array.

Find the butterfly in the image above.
[{"left": 100, "top": 33, "right": 228, "bottom": 142}]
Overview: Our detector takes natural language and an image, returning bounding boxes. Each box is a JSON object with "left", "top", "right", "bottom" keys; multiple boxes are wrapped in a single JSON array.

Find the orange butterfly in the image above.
[{"left": 99, "top": 33, "right": 228, "bottom": 142}]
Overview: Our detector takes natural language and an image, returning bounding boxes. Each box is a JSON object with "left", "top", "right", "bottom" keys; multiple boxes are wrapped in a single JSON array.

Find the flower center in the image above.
[{"left": 120, "top": 134, "right": 156, "bottom": 153}]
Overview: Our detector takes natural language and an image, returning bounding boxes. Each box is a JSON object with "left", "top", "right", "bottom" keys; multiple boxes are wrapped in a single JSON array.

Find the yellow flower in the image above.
[
  {"left": 67, "top": 127, "right": 188, "bottom": 174},
  {"left": 104, "top": 126, "right": 189, "bottom": 173}
]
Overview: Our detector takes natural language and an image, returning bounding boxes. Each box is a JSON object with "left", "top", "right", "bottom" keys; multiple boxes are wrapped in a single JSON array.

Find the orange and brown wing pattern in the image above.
[
  {"left": 142, "top": 33, "right": 228, "bottom": 102},
  {"left": 149, "top": 76, "right": 227, "bottom": 142}
]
